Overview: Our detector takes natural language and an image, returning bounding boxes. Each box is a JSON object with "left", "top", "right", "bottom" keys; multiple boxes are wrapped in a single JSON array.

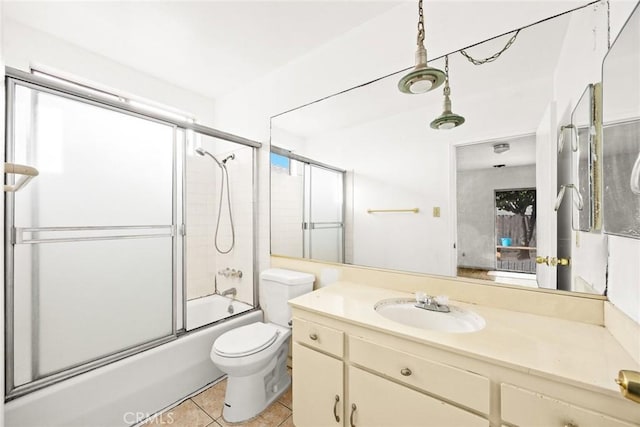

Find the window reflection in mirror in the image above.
[{"left": 495, "top": 189, "right": 537, "bottom": 274}]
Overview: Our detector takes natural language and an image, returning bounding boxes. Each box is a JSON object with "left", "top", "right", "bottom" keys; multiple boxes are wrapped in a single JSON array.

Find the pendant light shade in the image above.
[
  {"left": 430, "top": 56, "right": 465, "bottom": 129},
  {"left": 398, "top": 0, "right": 445, "bottom": 94}
]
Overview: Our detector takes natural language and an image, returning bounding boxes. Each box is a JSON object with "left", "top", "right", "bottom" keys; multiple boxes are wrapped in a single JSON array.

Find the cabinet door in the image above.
[
  {"left": 502, "top": 383, "right": 638, "bottom": 427},
  {"left": 293, "top": 342, "right": 343, "bottom": 427},
  {"left": 347, "top": 366, "right": 488, "bottom": 427}
]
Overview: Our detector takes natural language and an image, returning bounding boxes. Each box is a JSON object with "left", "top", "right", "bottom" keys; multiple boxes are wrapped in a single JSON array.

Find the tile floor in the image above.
[{"left": 142, "top": 374, "right": 294, "bottom": 427}]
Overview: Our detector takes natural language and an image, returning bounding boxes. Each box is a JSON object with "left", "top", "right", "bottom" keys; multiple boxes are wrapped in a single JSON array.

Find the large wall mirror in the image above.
[
  {"left": 602, "top": 1, "right": 640, "bottom": 239},
  {"left": 270, "top": 3, "right": 609, "bottom": 295}
]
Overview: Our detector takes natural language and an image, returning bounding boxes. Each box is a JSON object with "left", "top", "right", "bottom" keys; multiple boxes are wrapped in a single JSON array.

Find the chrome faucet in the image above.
[
  {"left": 220, "top": 287, "right": 237, "bottom": 298},
  {"left": 415, "top": 292, "right": 450, "bottom": 313}
]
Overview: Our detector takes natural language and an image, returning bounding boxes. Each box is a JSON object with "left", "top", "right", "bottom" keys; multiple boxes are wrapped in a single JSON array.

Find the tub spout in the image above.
[{"left": 221, "top": 287, "right": 237, "bottom": 298}]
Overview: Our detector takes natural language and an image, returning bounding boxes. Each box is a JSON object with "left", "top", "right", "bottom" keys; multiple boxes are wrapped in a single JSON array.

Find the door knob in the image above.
[
  {"left": 616, "top": 370, "right": 640, "bottom": 404},
  {"left": 536, "top": 256, "right": 549, "bottom": 265},
  {"left": 557, "top": 257, "right": 570, "bottom": 266}
]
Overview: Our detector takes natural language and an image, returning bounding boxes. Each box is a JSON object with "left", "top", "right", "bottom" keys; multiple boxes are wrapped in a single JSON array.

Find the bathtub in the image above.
[
  {"left": 187, "top": 294, "right": 254, "bottom": 331},
  {"left": 5, "top": 309, "right": 262, "bottom": 427}
]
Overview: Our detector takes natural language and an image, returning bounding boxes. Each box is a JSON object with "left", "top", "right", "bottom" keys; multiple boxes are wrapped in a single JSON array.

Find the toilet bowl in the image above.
[{"left": 210, "top": 268, "right": 315, "bottom": 423}]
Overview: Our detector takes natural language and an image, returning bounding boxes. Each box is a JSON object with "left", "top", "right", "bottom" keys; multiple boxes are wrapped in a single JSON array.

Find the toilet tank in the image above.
[{"left": 260, "top": 268, "right": 315, "bottom": 327}]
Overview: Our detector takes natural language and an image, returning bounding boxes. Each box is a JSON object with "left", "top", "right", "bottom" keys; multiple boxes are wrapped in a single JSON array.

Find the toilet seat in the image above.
[{"left": 213, "top": 323, "right": 280, "bottom": 358}]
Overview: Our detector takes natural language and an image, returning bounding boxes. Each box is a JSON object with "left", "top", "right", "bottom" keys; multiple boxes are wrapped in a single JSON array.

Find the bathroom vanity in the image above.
[{"left": 290, "top": 282, "right": 640, "bottom": 427}]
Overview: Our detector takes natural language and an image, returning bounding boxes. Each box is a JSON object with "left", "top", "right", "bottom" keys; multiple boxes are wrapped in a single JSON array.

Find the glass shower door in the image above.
[
  {"left": 303, "top": 164, "right": 344, "bottom": 263},
  {"left": 6, "top": 81, "right": 176, "bottom": 392}
]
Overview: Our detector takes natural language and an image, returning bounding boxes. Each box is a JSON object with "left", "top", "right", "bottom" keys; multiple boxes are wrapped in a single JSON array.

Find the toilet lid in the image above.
[{"left": 213, "top": 323, "right": 280, "bottom": 358}]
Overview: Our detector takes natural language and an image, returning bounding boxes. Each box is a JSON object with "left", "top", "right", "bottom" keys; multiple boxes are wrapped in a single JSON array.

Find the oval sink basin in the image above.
[{"left": 374, "top": 298, "right": 486, "bottom": 333}]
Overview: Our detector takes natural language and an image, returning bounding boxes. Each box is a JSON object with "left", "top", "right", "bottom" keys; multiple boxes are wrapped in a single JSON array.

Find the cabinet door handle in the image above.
[
  {"left": 309, "top": 333, "right": 318, "bottom": 341},
  {"left": 350, "top": 403, "right": 357, "bottom": 427},
  {"left": 564, "top": 423, "right": 578, "bottom": 427},
  {"left": 333, "top": 395, "right": 340, "bottom": 422},
  {"left": 400, "top": 368, "right": 412, "bottom": 376}
]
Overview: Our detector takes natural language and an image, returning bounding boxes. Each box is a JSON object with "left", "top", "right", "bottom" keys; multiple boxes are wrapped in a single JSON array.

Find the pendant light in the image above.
[
  {"left": 430, "top": 55, "right": 465, "bottom": 129},
  {"left": 398, "top": 0, "right": 445, "bottom": 94}
]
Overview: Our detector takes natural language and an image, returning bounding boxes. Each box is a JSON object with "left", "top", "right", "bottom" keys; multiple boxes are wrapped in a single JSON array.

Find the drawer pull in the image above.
[
  {"left": 309, "top": 333, "right": 318, "bottom": 341},
  {"left": 333, "top": 395, "right": 340, "bottom": 422},
  {"left": 564, "top": 423, "right": 577, "bottom": 427},
  {"left": 400, "top": 368, "right": 412, "bottom": 376},
  {"left": 350, "top": 403, "right": 357, "bottom": 427}
]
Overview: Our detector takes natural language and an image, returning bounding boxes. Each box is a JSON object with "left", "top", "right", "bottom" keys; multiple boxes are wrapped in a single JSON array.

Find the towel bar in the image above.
[{"left": 4, "top": 162, "right": 39, "bottom": 192}]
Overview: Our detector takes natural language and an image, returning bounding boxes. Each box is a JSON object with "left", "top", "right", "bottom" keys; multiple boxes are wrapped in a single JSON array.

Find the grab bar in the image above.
[
  {"left": 4, "top": 162, "right": 39, "bottom": 192},
  {"left": 367, "top": 208, "right": 419, "bottom": 214}
]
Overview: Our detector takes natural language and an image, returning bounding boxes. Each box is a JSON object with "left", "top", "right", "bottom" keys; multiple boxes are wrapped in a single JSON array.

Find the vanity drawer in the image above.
[
  {"left": 350, "top": 336, "right": 489, "bottom": 414},
  {"left": 293, "top": 318, "right": 344, "bottom": 358},
  {"left": 501, "top": 383, "right": 637, "bottom": 427}
]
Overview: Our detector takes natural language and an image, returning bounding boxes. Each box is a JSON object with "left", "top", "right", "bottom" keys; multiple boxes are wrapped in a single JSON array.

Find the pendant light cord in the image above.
[
  {"left": 460, "top": 29, "right": 521, "bottom": 65},
  {"left": 443, "top": 55, "right": 450, "bottom": 96},
  {"left": 416, "top": 0, "right": 425, "bottom": 45}
]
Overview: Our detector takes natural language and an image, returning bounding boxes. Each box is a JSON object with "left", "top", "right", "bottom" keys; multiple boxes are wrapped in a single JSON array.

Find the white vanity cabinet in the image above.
[
  {"left": 292, "top": 342, "right": 343, "bottom": 426},
  {"left": 501, "top": 383, "right": 637, "bottom": 427},
  {"left": 292, "top": 319, "right": 345, "bottom": 426},
  {"left": 292, "top": 316, "right": 490, "bottom": 427},
  {"left": 291, "top": 308, "right": 640, "bottom": 427},
  {"left": 347, "top": 366, "right": 488, "bottom": 427}
]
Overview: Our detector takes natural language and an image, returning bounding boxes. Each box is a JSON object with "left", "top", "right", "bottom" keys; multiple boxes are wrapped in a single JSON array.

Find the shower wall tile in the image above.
[
  {"left": 185, "top": 141, "right": 255, "bottom": 305},
  {"left": 271, "top": 170, "right": 303, "bottom": 258},
  {"left": 186, "top": 151, "right": 218, "bottom": 301}
]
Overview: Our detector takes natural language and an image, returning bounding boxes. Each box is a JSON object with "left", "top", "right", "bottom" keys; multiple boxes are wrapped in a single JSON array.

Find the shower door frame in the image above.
[
  {"left": 270, "top": 145, "right": 346, "bottom": 263},
  {"left": 3, "top": 67, "right": 262, "bottom": 400}
]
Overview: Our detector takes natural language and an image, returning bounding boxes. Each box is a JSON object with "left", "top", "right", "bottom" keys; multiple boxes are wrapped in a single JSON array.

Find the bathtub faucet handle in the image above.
[{"left": 218, "top": 268, "right": 233, "bottom": 277}]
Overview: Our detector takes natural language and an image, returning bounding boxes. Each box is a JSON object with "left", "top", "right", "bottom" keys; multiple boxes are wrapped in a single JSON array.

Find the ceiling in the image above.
[
  {"left": 3, "top": 1, "right": 401, "bottom": 99},
  {"left": 456, "top": 135, "right": 537, "bottom": 171},
  {"left": 271, "top": 10, "right": 570, "bottom": 141}
]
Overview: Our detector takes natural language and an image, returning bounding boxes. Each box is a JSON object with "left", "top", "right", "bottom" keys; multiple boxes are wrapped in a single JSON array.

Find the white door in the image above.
[{"left": 535, "top": 102, "right": 558, "bottom": 289}]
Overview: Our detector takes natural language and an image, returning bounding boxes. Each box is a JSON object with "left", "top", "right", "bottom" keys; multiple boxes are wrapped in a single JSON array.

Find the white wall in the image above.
[
  {"left": 3, "top": 19, "right": 215, "bottom": 124},
  {"left": 457, "top": 165, "right": 536, "bottom": 270},
  {"left": 299, "top": 109, "right": 453, "bottom": 275}
]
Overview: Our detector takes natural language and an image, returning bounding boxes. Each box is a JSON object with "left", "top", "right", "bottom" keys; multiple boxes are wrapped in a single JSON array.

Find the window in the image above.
[{"left": 270, "top": 152, "right": 290, "bottom": 172}]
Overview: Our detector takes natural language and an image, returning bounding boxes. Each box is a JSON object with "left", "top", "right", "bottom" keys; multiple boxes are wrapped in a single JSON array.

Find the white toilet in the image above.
[{"left": 210, "top": 268, "right": 315, "bottom": 423}]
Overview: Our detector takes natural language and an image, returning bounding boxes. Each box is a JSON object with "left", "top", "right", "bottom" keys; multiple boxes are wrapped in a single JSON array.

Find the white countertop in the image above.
[{"left": 289, "top": 281, "right": 640, "bottom": 397}]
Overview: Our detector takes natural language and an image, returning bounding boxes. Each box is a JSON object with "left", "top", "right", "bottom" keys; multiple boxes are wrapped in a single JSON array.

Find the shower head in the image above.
[
  {"left": 195, "top": 147, "right": 223, "bottom": 168},
  {"left": 222, "top": 154, "right": 235, "bottom": 165}
]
